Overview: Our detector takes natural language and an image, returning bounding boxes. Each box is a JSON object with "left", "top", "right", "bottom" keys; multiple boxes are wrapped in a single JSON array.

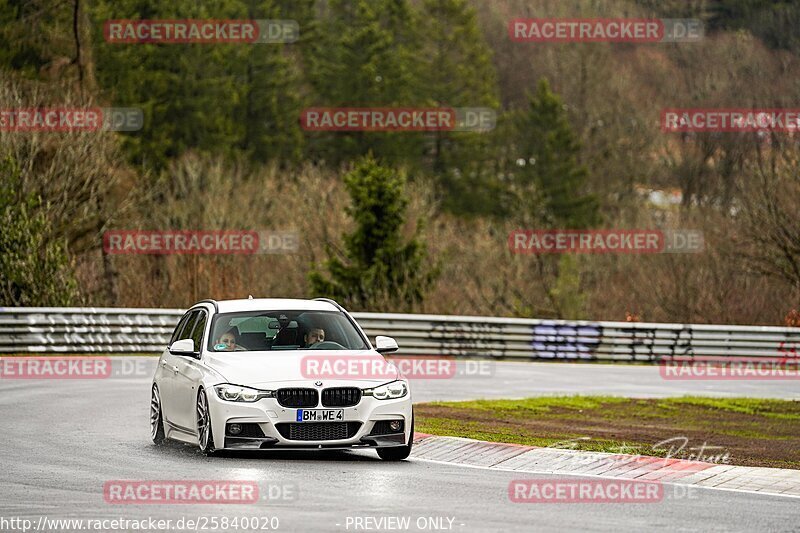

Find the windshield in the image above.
[{"left": 207, "top": 310, "right": 368, "bottom": 352}]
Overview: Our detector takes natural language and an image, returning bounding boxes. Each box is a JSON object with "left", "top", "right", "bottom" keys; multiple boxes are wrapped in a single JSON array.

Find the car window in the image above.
[
  {"left": 189, "top": 310, "right": 207, "bottom": 352},
  {"left": 207, "top": 310, "right": 367, "bottom": 352},
  {"left": 169, "top": 312, "right": 192, "bottom": 345},
  {"left": 179, "top": 311, "right": 199, "bottom": 342}
]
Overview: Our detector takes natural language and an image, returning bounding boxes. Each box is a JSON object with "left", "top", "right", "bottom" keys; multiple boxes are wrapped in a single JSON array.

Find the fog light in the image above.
[
  {"left": 228, "top": 423, "right": 242, "bottom": 435},
  {"left": 389, "top": 420, "right": 402, "bottom": 432}
]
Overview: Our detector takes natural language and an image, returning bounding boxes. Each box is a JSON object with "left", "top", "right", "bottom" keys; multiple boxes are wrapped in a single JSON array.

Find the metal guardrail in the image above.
[{"left": 1, "top": 307, "right": 799, "bottom": 361}]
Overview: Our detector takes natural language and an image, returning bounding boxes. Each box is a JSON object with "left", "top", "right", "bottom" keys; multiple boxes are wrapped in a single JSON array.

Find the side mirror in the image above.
[
  {"left": 375, "top": 335, "right": 399, "bottom": 354},
  {"left": 169, "top": 339, "right": 197, "bottom": 357}
]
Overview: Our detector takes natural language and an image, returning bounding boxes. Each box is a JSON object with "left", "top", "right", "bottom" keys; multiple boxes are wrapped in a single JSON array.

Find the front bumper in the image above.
[{"left": 206, "top": 388, "right": 412, "bottom": 450}]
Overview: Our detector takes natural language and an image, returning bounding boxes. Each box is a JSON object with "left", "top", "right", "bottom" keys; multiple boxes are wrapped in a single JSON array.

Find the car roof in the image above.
[{"left": 194, "top": 298, "right": 340, "bottom": 314}]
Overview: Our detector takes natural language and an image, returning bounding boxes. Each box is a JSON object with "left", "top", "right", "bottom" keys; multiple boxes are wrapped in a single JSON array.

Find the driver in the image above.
[
  {"left": 304, "top": 327, "right": 325, "bottom": 348},
  {"left": 216, "top": 329, "right": 239, "bottom": 351}
]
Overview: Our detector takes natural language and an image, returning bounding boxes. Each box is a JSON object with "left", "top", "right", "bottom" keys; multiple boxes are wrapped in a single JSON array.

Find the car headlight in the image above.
[
  {"left": 213, "top": 384, "right": 273, "bottom": 402},
  {"left": 363, "top": 380, "right": 408, "bottom": 400}
]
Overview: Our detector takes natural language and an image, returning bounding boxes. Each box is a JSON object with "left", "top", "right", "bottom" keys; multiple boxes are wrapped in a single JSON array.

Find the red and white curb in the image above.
[{"left": 411, "top": 433, "right": 800, "bottom": 498}]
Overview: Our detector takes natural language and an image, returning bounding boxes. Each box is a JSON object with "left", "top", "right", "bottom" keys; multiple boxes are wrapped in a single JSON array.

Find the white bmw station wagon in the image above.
[{"left": 150, "top": 297, "right": 413, "bottom": 460}]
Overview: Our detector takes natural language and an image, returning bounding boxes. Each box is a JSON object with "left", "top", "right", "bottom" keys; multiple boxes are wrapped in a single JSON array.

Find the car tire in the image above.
[
  {"left": 377, "top": 415, "right": 414, "bottom": 461},
  {"left": 150, "top": 384, "right": 166, "bottom": 445},
  {"left": 196, "top": 389, "right": 216, "bottom": 455}
]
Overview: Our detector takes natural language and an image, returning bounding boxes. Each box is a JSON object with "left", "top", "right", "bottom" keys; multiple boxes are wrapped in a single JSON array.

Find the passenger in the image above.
[
  {"left": 216, "top": 329, "right": 238, "bottom": 351},
  {"left": 304, "top": 327, "right": 325, "bottom": 348}
]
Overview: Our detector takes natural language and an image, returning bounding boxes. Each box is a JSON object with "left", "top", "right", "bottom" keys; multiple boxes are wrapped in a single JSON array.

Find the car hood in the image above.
[{"left": 203, "top": 349, "right": 399, "bottom": 388}]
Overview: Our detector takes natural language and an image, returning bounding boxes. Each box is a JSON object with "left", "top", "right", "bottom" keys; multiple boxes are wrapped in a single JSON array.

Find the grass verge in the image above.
[{"left": 416, "top": 396, "right": 800, "bottom": 469}]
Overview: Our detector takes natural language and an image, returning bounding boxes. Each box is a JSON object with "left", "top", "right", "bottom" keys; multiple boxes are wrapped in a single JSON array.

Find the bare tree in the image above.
[{"left": 736, "top": 137, "right": 800, "bottom": 289}]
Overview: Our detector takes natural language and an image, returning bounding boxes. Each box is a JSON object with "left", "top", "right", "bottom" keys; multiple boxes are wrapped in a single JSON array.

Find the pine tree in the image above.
[
  {"left": 239, "top": 0, "right": 303, "bottom": 163},
  {"left": 513, "top": 79, "right": 599, "bottom": 228},
  {"left": 90, "top": 0, "right": 302, "bottom": 168},
  {"left": 309, "top": 156, "right": 438, "bottom": 312},
  {"left": 0, "top": 0, "right": 75, "bottom": 76},
  {"left": 419, "top": 0, "right": 499, "bottom": 172},
  {"left": 304, "top": 0, "right": 422, "bottom": 166}
]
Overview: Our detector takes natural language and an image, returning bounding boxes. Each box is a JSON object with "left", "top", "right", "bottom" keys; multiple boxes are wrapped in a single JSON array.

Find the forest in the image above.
[{"left": 1, "top": 0, "right": 799, "bottom": 325}]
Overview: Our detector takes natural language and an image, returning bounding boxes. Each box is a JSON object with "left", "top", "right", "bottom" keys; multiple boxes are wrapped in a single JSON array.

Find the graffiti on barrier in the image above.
[
  {"left": 429, "top": 321, "right": 507, "bottom": 356},
  {"left": 618, "top": 325, "right": 696, "bottom": 361},
  {"left": 531, "top": 322, "right": 602, "bottom": 360}
]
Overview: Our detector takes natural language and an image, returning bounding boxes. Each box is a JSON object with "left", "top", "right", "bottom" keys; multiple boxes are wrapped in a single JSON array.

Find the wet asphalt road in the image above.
[{"left": 0, "top": 358, "right": 798, "bottom": 533}]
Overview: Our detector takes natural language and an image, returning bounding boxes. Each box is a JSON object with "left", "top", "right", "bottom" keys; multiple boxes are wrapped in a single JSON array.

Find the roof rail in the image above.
[
  {"left": 313, "top": 297, "right": 345, "bottom": 312},
  {"left": 313, "top": 297, "right": 371, "bottom": 347},
  {"left": 195, "top": 299, "right": 219, "bottom": 313}
]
